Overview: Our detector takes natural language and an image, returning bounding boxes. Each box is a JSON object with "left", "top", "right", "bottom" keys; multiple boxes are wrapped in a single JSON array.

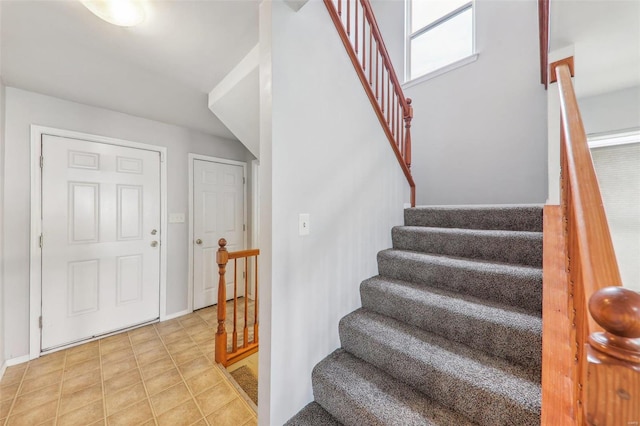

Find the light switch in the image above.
[
  {"left": 299, "top": 213, "right": 310, "bottom": 236},
  {"left": 169, "top": 213, "right": 185, "bottom": 224}
]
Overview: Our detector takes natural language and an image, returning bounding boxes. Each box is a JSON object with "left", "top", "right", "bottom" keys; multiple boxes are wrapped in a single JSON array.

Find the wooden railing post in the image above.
[
  {"left": 215, "top": 238, "right": 229, "bottom": 365},
  {"left": 585, "top": 287, "right": 640, "bottom": 425},
  {"left": 403, "top": 98, "right": 413, "bottom": 170}
]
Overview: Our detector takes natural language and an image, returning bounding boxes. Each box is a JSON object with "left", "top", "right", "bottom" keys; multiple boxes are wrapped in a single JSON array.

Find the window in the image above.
[
  {"left": 589, "top": 131, "right": 640, "bottom": 292},
  {"left": 407, "top": 0, "right": 474, "bottom": 81}
]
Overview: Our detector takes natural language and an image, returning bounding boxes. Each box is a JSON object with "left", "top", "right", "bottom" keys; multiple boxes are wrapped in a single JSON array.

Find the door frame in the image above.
[
  {"left": 187, "top": 154, "right": 247, "bottom": 312},
  {"left": 29, "top": 125, "right": 168, "bottom": 359}
]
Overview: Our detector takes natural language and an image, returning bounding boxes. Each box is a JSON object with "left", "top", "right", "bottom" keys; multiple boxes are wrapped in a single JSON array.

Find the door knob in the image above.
[
  {"left": 151, "top": 241, "right": 158, "bottom": 247},
  {"left": 195, "top": 239, "right": 203, "bottom": 245}
]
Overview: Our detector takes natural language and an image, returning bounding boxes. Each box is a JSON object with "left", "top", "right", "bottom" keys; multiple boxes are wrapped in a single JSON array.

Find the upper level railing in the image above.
[
  {"left": 324, "top": 0, "right": 416, "bottom": 206},
  {"left": 537, "top": 0, "right": 549, "bottom": 87},
  {"left": 542, "top": 58, "right": 640, "bottom": 425},
  {"left": 215, "top": 238, "right": 259, "bottom": 367}
]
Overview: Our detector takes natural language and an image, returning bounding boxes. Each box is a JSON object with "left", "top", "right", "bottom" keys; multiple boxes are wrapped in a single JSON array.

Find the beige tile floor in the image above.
[{"left": 0, "top": 306, "right": 257, "bottom": 426}]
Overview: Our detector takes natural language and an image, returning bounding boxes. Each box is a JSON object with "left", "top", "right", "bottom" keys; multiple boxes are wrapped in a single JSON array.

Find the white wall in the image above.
[
  {"left": 579, "top": 86, "right": 640, "bottom": 135},
  {"left": 0, "top": 0, "right": 6, "bottom": 374},
  {"left": 261, "top": 1, "right": 409, "bottom": 424},
  {"left": 0, "top": 80, "right": 5, "bottom": 376},
  {"left": 2, "top": 87, "right": 253, "bottom": 360},
  {"left": 373, "top": 0, "right": 548, "bottom": 205}
]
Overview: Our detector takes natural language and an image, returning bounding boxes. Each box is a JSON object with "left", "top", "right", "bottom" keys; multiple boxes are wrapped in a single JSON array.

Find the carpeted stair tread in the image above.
[
  {"left": 377, "top": 249, "right": 542, "bottom": 313},
  {"left": 392, "top": 226, "right": 542, "bottom": 267},
  {"left": 285, "top": 402, "right": 343, "bottom": 426},
  {"left": 360, "top": 276, "right": 542, "bottom": 370},
  {"left": 312, "top": 349, "right": 478, "bottom": 426},
  {"left": 405, "top": 205, "right": 543, "bottom": 232},
  {"left": 339, "top": 309, "right": 541, "bottom": 426}
]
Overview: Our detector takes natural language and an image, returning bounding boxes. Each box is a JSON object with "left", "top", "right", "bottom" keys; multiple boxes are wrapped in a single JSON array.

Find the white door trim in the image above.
[
  {"left": 29, "top": 125, "right": 168, "bottom": 360},
  {"left": 250, "top": 160, "right": 260, "bottom": 299},
  {"left": 187, "top": 154, "right": 248, "bottom": 312}
]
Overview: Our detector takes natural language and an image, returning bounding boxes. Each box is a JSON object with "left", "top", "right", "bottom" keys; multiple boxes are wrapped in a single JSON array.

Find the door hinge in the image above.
[
  {"left": 39, "top": 234, "right": 43, "bottom": 248},
  {"left": 243, "top": 224, "right": 246, "bottom": 231},
  {"left": 39, "top": 316, "right": 43, "bottom": 329},
  {"left": 243, "top": 177, "right": 246, "bottom": 184},
  {"left": 243, "top": 272, "right": 246, "bottom": 279},
  {"left": 40, "top": 156, "right": 44, "bottom": 169}
]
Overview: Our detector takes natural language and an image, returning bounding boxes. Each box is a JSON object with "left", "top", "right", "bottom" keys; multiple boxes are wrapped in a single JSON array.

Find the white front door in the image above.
[
  {"left": 41, "top": 135, "right": 161, "bottom": 350},
  {"left": 193, "top": 159, "right": 245, "bottom": 310}
]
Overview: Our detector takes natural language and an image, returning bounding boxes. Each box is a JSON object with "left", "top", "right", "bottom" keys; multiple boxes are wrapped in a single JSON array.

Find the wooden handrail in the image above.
[
  {"left": 542, "top": 60, "right": 640, "bottom": 424},
  {"left": 215, "top": 238, "right": 259, "bottom": 367},
  {"left": 324, "top": 0, "right": 416, "bottom": 206}
]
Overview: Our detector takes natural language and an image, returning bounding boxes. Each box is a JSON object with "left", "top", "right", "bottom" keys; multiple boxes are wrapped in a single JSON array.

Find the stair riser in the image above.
[
  {"left": 339, "top": 316, "right": 541, "bottom": 426},
  {"left": 378, "top": 251, "right": 542, "bottom": 313},
  {"left": 312, "top": 350, "right": 477, "bottom": 426},
  {"left": 360, "top": 279, "right": 542, "bottom": 371},
  {"left": 284, "top": 402, "right": 342, "bottom": 426},
  {"left": 392, "top": 227, "right": 542, "bottom": 267},
  {"left": 405, "top": 206, "right": 543, "bottom": 232},
  {"left": 312, "top": 374, "right": 387, "bottom": 426}
]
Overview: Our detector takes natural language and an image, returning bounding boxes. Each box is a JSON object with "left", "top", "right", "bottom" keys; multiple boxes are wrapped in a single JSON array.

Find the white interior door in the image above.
[
  {"left": 41, "top": 135, "right": 161, "bottom": 350},
  {"left": 193, "top": 159, "right": 245, "bottom": 310}
]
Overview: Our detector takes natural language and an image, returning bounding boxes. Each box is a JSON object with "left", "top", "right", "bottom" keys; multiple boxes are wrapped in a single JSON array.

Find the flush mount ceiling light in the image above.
[{"left": 81, "top": 0, "right": 146, "bottom": 27}]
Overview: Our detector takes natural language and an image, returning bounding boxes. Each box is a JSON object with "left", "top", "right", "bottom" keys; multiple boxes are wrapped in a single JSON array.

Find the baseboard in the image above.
[
  {"left": 0, "top": 360, "right": 7, "bottom": 380},
  {"left": 163, "top": 309, "right": 191, "bottom": 321},
  {"left": 6, "top": 354, "right": 30, "bottom": 367}
]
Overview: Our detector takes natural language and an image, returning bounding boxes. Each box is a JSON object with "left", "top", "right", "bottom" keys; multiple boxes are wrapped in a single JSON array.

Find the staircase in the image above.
[{"left": 286, "top": 205, "right": 543, "bottom": 425}]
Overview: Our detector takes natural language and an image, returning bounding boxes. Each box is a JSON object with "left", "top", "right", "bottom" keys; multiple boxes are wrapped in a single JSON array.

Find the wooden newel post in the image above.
[
  {"left": 215, "top": 238, "right": 229, "bottom": 365},
  {"left": 403, "top": 98, "right": 413, "bottom": 170},
  {"left": 585, "top": 286, "right": 640, "bottom": 425}
]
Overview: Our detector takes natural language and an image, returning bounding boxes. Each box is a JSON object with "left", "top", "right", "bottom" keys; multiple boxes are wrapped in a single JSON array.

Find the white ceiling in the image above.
[
  {"left": 550, "top": 0, "right": 640, "bottom": 98},
  {"left": 0, "top": 0, "right": 259, "bottom": 139}
]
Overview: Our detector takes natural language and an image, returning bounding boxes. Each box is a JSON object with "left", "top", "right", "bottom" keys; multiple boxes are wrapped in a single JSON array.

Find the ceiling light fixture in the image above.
[{"left": 81, "top": 0, "right": 146, "bottom": 27}]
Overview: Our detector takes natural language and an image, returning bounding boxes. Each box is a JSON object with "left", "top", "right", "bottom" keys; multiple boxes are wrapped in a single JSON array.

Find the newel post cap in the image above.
[
  {"left": 216, "top": 238, "right": 228, "bottom": 265},
  {"left": 588, "top": 286, "right": 640, "bottom": 363}
]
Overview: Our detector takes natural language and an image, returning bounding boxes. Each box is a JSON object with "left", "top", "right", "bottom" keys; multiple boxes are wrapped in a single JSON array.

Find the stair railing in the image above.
[
  {"left": 543, "top": 58, "right": 640, "bottom": 424},
  {"left": 324, "top": 0, "right": 416, "bottom": 207},
  {"left": 215, "top": 238, "right": 260, "bottom": 367}
]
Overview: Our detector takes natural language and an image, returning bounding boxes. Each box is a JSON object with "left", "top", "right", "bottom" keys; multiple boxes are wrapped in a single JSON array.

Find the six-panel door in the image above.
[
  {"left": 193, "top": 159, "right": 245, "bottom": 310},
  {"left": 41, "top": 135, "right": 161, "bottom": 350}
]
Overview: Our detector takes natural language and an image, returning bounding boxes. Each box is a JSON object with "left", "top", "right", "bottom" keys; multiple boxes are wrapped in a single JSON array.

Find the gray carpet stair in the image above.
[
  {"left": 312, "top": 349, "right": 476, "bottom": 426},
  {"left": 286, "top": 402, "right": 343, "bottom": 426},
  {"left": 392, "top": 226, "right": 542, "bottom": 267},
  {"left": 360, "top": 276, "right": 542, "bottom": 370},
  {"left": 404, "top": 205, "right": 543, "bottom": 232},
  {"left": 286, "top": 205, "right": 543, "bottom": 426},
  {"left": 339, "top": 309, "right": 541, "bottom": 426},
  {"left": 377, "top": 249, "right": 542, "bottom": 313}
]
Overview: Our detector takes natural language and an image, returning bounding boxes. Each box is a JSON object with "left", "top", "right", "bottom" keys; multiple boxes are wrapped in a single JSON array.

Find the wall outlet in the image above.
[
  {"left": 169, "top": 213, "right": 185, "bottom": 223},
  {"left": 299, "top": 213, "right": 310, "bottom": 236}
]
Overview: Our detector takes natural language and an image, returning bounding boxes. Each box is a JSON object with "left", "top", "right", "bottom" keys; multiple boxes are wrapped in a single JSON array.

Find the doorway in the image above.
[
  {"left": 189, "top": 155, "right": 247, "bottom": 310},
  {"left": 30, "top": 127, "right": 168, "bottom": 357}
]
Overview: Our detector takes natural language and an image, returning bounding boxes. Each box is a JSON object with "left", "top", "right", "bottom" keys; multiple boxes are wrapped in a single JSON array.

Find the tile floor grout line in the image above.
[
  {"left": 1, "top": 308, "right": 256, "bottom": 426},
  {"left": 215, "top": 362, "right": 258, "bottom": 414},
  {"left": 197, "top": 307, "right": 258, "bottom": 419},
  {"left": 128, "top": 327, "right": 159, "bottom": 426},
  {"left": 53, "top": 350, "right": 68, "bottom": 426},
  {"left": 156, "top": 317, "right": 210, "bottom": 425},
  {"left": 3, "top": 363, "right": 28, "bottom": 426},
  {"left": 98, "top": 338, "right": 108, "bottom": 426},
  {"left": 194, "top": 308, "right": 258, "bottom": 423}
]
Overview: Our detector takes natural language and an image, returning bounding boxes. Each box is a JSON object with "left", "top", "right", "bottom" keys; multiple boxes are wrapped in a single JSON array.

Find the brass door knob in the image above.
[{"left": 195, "top": 239, "right": 203, "bottom": 245}]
